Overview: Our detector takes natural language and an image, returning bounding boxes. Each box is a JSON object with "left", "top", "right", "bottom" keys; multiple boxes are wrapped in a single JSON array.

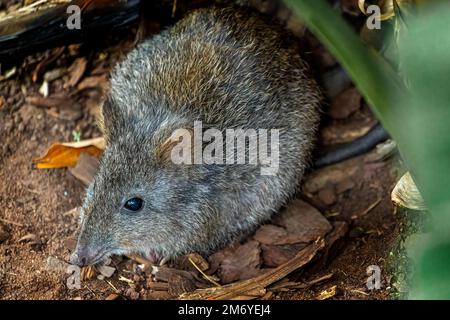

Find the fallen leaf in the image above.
[
  {"left": 217, "top": 240, "right": 262, "bottom": 284},
  {"left": 261, "top": 243, "right": 307, "bottom": 267},
  {"left": 34, "top": 137, "right": 105, "bottom": 169},
  {"left": 180, "top": 240, "right": 325, "bottom": 300},
  {"left": 273, "top": 199, "right": 332, "bottom": 242},
  {"left": 316, "top": 285, "right": 337, "bottom": 300},
  {"left": 253, "top": 224, "right": 315, "bottom": 245},
  {"left": 391, "top": 172, "right": 426, "bottom": 211}
]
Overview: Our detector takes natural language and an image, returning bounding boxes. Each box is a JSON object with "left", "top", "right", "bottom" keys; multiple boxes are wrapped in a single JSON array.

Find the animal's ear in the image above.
[
  {"left": 97, "top": 97, "right": 123, "bottom": 142},
  {"left": 154, "top": 126, "right": 195, "bottom": 166}
]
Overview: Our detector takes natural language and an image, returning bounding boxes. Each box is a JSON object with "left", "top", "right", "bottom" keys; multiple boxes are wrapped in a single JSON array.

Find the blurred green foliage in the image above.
[{"left": 286, "top": 0, "right": 450, "bottom": 299}]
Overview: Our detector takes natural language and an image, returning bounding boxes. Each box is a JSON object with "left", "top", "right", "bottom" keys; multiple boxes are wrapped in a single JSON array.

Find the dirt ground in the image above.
[{"left": 0, "top": 0, "right": 405, "bottom": 300}]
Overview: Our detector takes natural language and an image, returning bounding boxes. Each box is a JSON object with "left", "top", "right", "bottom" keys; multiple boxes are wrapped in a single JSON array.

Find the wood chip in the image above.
[
  {"left": 64, "top": 57, "right": 87, "bottom": 88},
  {"left": 26, "top": 95, "right": 70, "bottom": 108},
  {"left": 180, "top": 239, "right": 325, "bottom": 300},
  {"left": 69, "top": 152, "right": 99, "bottom": 185},
  {"left": 97, "top": 265, "right": 116, "bottom": 278},
  {"left": 77, "top": 75, "right": 108, "bottom": 93},
  {"left": 105, "top": 293, "right": 120, "bottom": 300}
]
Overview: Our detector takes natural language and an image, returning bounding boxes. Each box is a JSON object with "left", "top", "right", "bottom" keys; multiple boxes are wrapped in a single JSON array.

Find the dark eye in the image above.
[{"left": 124, "top": 197, "right": 144, "bottom": 212}]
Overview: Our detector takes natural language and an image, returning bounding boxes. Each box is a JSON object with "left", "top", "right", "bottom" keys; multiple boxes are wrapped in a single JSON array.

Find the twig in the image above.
[
  {"left": 180, "top": 239, "right": 325, "bottom": 300},
  {"left": 0, "top": 218, "right": 25, "bottom": 227},
  {"left": 352, "top": 197, "right": 382, "bottom": 219},
  {"left": 104, "top": 279, "right": 120, "bottom": 294},
  {"left": 188, "top": 257, "right": 221, "bottom": 287},
  {"left": 171, "top": 0, "right": 178, "bottom": 18}
]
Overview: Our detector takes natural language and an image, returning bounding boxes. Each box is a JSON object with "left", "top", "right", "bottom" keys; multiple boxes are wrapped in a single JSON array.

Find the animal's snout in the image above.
[{"left": 70, "top": 246, "right": 100, "bottom": 267}]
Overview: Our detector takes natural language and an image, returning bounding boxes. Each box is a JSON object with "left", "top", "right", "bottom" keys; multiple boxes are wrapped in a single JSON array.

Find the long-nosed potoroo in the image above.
[{"left": 70, "top": 6, "right": 321, "bottom": 267}]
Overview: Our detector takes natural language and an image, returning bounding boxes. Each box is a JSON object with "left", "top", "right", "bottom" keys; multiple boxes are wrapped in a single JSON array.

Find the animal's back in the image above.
[{"left": 110, "top": 7, "right": 320, "bottom": 132}]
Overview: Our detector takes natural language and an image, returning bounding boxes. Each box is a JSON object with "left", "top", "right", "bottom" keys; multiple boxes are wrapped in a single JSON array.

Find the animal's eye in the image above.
[{"left": 123, "top": 197, "right": 144, "bottom": 212}]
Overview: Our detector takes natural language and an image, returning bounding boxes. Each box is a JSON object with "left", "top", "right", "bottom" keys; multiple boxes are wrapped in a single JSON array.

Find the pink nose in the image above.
[{"left": 70, "top": 246, "right": 99, "bottom": 266}]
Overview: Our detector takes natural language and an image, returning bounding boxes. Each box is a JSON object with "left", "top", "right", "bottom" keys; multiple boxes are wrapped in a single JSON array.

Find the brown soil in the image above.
[{"left": 0, "top": 0, "right": 403, "bottom": 300}]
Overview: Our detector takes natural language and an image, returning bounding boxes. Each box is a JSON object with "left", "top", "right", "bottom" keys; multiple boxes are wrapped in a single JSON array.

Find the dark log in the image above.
[{"left": 0, "top": 0, "right": 142, "bottom": 62}]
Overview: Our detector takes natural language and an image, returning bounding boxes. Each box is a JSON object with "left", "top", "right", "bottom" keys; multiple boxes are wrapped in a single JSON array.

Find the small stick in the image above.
[
  {"left": 188, "top": 257, "right": 221, "bottom": 287},
  {"left": 171, "top": 0, "right": 178, "bottom": 18},
  {"left": 0, "top": 218, "right": 25, "bottom": 227}
]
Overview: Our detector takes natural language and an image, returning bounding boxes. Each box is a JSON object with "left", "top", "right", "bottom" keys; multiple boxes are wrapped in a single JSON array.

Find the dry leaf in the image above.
[
  {"left": 273, "top": 199, "right": 332, "bottom": 242},
  {"left": 261, "top": 243, "right": 307, "bottom": 267},
  {"left": 34, "top": 137, "right": 105, "bottom": 169},
  {"left": 316, "top": 285, "right": 337, "bottom": 300},
  {"left": 180, "top": 240, "right": 325, "bottom": 300},
  {"left": 391, "top": 172, "right": 426, "bottom": 211},
  {"left": 217, "top": 240, "right": 262, "bottom": 284},
  {"left": 254, "top": 224, "right": 315, "bottom": 245}
]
